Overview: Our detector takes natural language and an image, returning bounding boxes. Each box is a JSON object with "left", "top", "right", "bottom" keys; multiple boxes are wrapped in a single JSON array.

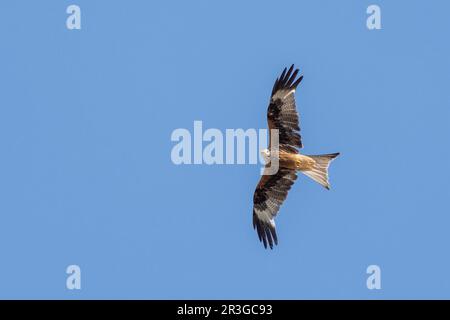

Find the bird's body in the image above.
[
  {"left": 261, "top": 149, "right": 316, "bottom": 171},
  {"left": 252, "top": 65, "right": 340, "bottom": 249}
]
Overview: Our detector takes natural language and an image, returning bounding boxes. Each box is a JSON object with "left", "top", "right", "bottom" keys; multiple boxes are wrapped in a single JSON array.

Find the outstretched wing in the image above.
[
  {"left": 253, "top": 167, "right": 298, "bottom": 249},
  {"left": 268, "top": 65, "right": 303, "bottom": 153}
]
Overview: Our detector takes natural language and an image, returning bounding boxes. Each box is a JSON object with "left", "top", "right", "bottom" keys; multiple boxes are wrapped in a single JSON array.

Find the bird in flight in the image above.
[{"left": 253, "top": 65, "right": 340, "bottom": 249}]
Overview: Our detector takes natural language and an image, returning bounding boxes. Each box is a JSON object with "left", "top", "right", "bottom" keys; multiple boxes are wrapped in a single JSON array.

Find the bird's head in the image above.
[{"left": 260, "top": 149, "right": 271, "bottom": 163}]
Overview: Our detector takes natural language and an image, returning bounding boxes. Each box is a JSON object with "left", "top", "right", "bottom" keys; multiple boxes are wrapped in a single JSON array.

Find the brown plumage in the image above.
[{"left": 252, "top": 65, "right": 340, "bottom": 249}]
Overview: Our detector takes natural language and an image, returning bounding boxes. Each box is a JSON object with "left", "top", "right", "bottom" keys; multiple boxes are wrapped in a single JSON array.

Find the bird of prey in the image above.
[{"left": 253, "top": 65, "right": 340, "bottom": 249}]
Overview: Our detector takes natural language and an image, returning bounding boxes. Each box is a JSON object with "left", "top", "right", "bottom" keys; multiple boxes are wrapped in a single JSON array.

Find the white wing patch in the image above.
[{"left": 283, "top": 89, "right": 295, "bottom": 99}]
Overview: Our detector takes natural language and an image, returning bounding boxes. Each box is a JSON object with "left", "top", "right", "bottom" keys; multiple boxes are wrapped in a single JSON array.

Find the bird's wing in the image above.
[
  {"left": 268, "top": 65, "right": 303, "bottom": 153},
  {"left": 253, "top": 167, "right": 298, "bottom": 249}
]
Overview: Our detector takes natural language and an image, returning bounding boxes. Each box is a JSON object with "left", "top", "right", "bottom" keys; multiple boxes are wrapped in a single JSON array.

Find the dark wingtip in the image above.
[
  {"left": 273, "top": 65, "right": 303, "bottom": 95},
  {"left": 254, "top": 217, "right": 278, "bottom": 249},
  {"left": 262, "top": 235, "right": 268, "bottom": 249},
  {"left": 273, "top": 230, "right": 278, "bottom": 246},
  {"left": 286, "top": 69, "right": 299, "bottom": 87},
  {"left": 279, "top": 67, "right": 287, "bottom": 83},
  {"left": 291, "top": 75, "right": 303, "bottom": 89}
]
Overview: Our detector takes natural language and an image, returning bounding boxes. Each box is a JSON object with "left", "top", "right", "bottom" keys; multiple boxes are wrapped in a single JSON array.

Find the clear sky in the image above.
[{"left": 1, "top": 0, "right": 450, "bottom": 299}]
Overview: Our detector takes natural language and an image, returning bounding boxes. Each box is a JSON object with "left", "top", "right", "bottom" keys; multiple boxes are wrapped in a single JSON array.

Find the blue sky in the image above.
[{"left": 0, "top": 0, "right": 449, "bottom": 299}]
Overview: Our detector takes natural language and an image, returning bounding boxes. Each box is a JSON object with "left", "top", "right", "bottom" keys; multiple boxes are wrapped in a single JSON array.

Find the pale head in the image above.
[{"left": 260, "top": 148, "right": 271, "bottom": 164}]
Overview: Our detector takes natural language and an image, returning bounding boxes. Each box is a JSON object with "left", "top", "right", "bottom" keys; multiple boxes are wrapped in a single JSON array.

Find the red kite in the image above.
[{"left": 253, "top": 65, "right": 340, "bottom": 249}]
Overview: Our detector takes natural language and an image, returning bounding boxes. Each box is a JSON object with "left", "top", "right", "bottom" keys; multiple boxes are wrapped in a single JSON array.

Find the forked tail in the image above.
[{"left": 300, "top": 153, "right": 340, "bottom": 189}]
